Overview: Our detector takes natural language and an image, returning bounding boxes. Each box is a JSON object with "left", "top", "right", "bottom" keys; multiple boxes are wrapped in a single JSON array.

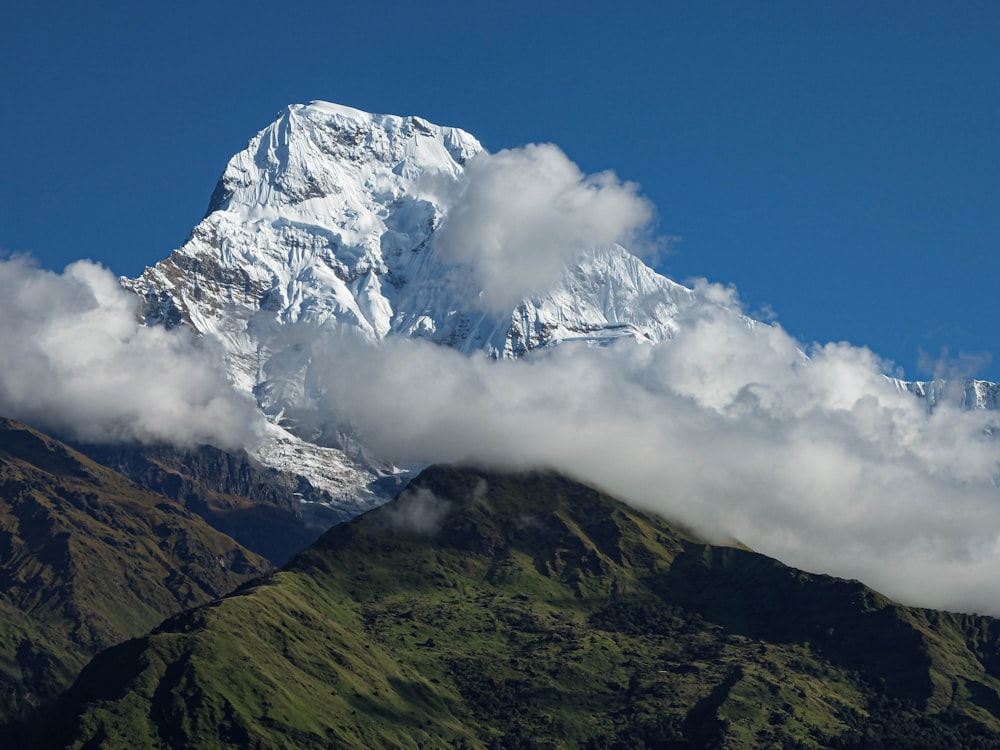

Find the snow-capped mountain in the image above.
[
  {"left": 125, "top": 101, "right": 998, "bottom": 515},
  {"left": 129, "top": 102, "right": 694, "bottom": 386},
  {"left": 126, "top": 102, "right": 700, "bottom": 505}
]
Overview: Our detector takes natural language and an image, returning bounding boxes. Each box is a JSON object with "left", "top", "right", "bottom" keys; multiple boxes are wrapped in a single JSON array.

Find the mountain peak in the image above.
[
  {"left": 308, "top": 464, "right": 686, "bottom": 572},
  {"left": 203, "top": 100, "right": 482, "bottom": 222},
  {"left": 127, "top": 103, "right": 694, "bottom": 463},
  {"left": 121, "top": 101, "right": 1000, "bottom": 549},
  {"left": 296, "top": 100, "right": 374, "bottom": 121}
]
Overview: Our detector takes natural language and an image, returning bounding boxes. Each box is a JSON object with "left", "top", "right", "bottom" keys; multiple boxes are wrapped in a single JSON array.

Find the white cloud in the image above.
[
  {"left": 377, "top": 486, "right": 452, "bottom": 536},
  {"left": 5, "top": 145, "right": 999, "bottom": 618},
  {"left": 305, "top": 298, "right": 1000, "bottom": 615},
  {"left": 0, "top": 255, "right": 261, "bottom": 449},
  {"left": 918, "top": 346, "right": 993, "bottom": 380},
  {"left": 433, "top": 144, "right": 655, "bottom": 313}
]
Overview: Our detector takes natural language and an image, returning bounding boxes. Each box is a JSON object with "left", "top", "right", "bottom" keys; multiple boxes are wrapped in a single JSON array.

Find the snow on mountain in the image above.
[
  {"left": 892, "top": 378, "right": 1000, "bottom": 412},
  {"left": 125, "top": 101, "right": 998, "bottom": 515},
  {"left": 125, "top": 102, "right": 699, "bottom": 506}
]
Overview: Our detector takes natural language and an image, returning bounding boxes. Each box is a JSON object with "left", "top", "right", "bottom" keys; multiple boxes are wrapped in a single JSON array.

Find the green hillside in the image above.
[
  {"left": 26, "top": 465, "right": 1000, "bottom": 748},
  {"left": 0, "top": 418, "right": 270, "bottom": 725}
]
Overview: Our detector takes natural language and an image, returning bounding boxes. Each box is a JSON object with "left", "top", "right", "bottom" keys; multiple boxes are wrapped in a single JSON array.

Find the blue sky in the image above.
[{"left": 3, "top": 1, "right": 998, "bottom": 381}]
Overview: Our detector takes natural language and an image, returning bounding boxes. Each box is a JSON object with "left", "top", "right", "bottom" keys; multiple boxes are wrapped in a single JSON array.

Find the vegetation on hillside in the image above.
[
  {"left": 0, "top": 418, "right": 270, "bottom": 727},
  {"left": 21, "top": 465, "right": 1000, "bottom": 748}
]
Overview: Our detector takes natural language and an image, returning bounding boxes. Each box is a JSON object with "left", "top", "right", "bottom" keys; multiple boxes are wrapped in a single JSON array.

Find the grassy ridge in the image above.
[
  {"left": 28, "top": 466, "right": 1000, "bottom": 748},
  {"left": 0, "top": 418, "right": 271, "bottom": 726}
]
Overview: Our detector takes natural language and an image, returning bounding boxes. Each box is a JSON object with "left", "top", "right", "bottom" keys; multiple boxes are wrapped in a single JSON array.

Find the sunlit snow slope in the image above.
[
  {"left": 126, "top": 101, "right": 997, "bottom": 512},
  {"left": 126, "top": 102, "right": 698, "bottom": 504}
]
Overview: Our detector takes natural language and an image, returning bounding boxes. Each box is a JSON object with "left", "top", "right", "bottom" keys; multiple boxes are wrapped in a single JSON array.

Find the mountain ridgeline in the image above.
[
  {"left": 0, "top": 419, "right": 270, "bottom": 727},
  {"left": 72, "top": 441, "right": 350, "bottom": 565},
  {"left": 22, "top": 465, "right": 1000, "bottom": 749}
]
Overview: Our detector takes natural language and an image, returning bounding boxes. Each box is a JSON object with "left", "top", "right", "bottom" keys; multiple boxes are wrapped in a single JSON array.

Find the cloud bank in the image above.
[
  {"left": 434, "top": 144, "right": 655, "bottom": 313},
  {"left": 306, "top": 289, "right": 1000, "bottom": 615},
  {"left": 5, "top": 143, "right": 999, "bottom": 618},
  {"left": 0, "top": 255, "right": 260, "bottom": 449}
]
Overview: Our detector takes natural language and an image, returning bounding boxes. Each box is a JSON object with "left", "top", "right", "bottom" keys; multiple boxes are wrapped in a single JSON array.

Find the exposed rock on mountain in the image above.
[{"left": 71, "top": 441, "right": 357, "bottom": 565}]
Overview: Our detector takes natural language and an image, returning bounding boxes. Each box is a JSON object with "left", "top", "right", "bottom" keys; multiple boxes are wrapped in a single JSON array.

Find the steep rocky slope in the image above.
[{"left": 71, "top": 441, "right": 386, "bottom": 565}]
